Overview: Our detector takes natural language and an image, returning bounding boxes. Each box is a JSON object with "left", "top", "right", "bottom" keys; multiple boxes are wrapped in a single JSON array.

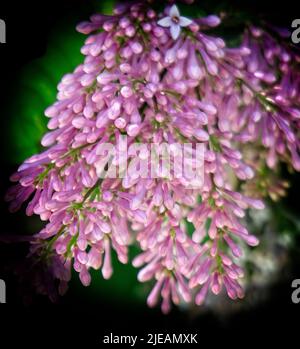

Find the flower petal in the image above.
[
  {"left": 158, "top": 16, "right": 172, "bottom": 27},
  {"left": 179, "top": 16, "right": 193, "bottom": 27},
  {"left": 169, "top": 4, "right": 180, "bottom": 18},
  {"left": 170, "top": 24, "right": 181, "bottom": 40}
]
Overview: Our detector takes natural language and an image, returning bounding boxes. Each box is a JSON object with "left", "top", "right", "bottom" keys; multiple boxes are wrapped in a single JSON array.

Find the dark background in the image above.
[{"left": 0, "top": 0, "right": 299, "bottom": 345}]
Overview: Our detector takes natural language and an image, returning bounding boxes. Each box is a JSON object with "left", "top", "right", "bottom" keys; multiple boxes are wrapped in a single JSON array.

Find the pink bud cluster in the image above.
[{"left": 6, "top": 1, "right": 300, "bottom": 312}]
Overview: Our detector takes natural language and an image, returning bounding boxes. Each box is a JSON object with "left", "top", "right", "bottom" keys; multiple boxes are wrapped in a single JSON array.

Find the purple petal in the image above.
[
  {"left": 157, "top": 17, "right": 172, "bottom": 28},
  {"left": 169, "top": 5, "right": 180, "bottom": 18},
  {"left": 170, "top": 24, "right": 181, "bottom": 40},
  {"left": 179, "top": 16, "right": 193, "bottom": 27}
]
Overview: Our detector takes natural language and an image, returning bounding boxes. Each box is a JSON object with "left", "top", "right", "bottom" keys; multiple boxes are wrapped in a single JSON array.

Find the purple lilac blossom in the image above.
[{"left": 6, "top": 1, "right": 300, "bottom": 312}]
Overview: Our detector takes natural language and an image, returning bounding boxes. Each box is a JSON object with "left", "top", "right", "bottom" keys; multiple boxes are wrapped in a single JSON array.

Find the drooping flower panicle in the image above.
[{"left": 6, "top": 1, "right": 300, "bottom": 312}]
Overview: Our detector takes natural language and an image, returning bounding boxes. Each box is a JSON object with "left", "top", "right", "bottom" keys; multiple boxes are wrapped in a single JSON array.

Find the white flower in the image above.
[{"left": 157, "top": 5, "right": 193, "bottom": 40}]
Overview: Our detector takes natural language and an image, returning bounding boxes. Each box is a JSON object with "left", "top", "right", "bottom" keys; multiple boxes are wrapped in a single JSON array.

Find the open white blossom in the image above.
[{"left": 157, "top": 5, "right": 193, "bottom": 40}]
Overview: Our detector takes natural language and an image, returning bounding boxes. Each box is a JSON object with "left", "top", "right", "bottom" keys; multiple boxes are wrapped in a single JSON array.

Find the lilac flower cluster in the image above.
[
  {"left": 6, "top": 1, "right": 300, "bottom": 312},
  {"left": 240, "top": 26, "right": 300, "bottom": 171}
]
